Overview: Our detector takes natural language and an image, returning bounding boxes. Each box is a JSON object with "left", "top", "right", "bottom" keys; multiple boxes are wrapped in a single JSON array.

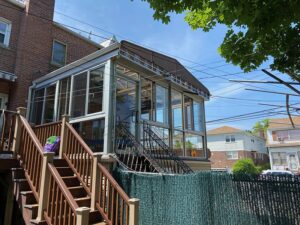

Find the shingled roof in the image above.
[
  {"left": 207, "top": 126, "right": 243, "bottom": 135},
  {"left": 269, "top": 117, "right": 300, "bottom": 130}
]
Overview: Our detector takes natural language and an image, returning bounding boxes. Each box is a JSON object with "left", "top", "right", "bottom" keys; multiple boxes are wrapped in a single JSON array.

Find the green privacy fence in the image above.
[{"left": 113, "top": 169, "right": 300, "bottom": 225}]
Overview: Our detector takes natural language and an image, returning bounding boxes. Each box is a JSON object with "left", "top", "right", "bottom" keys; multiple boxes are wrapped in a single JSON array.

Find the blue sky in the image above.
[{"left": 54, "top": 0, "right": 299, "bottom": 130}]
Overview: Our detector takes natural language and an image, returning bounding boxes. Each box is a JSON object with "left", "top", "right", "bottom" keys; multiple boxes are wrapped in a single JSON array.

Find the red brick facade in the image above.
[
  {"left": 210, "top": 151, "right": 269, "bottom": 169},
  {"left": 0, "top": 0, "right": 100, "bottom": 110}
]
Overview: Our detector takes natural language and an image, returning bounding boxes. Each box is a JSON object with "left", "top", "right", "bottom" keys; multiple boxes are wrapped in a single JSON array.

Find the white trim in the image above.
[
  {"left": 6, "top": 0, "right": 26, "bottom": 8},
  {"left": 0, "top": 17, "right": 12, "bottom": 47},
  {"left": 0, "top": 93, "right": 8, "bottom": 109}
]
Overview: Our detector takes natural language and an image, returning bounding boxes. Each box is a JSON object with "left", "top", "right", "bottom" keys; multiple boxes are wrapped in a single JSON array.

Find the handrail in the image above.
[
  {"left": 33, "top": 121, "right": 62, "bottom": 146},
  {"left": 34, "top": 121, "right": 61, "bottom": 128},
  {"left": 66, "top": 123, "right": 94, "bottom": 157},
  {"left": 20, "top": 116, "right": 44, "bottom": 155}
]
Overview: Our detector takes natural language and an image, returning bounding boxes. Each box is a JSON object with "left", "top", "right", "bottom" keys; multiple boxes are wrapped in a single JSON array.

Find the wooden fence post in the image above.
[
  {"left": 59, "top": 115, "right": 69, "bottom": 159},
  {"left": 35, "top": 152, "right": 54, "bottom": 222},
  {"left": 12, "top": 107, "right": 26, "bottom": 156},
  {"left": 90, "top": 153, "right": 102, "bottom": 211},
  {"left": 76, "top": 207, "right": 90, "bottom": 225},
  {"left": 128, "top": 198, "right": 140, "bottom": 225}
]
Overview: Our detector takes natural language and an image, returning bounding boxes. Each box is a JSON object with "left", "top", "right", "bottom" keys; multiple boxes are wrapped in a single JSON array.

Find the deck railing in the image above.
[
  {"left": 0, "top": 109, "right": 17, "bottom": 151},
  {"left": 33, "top": 121, "right": 61, "bottom": 146}
]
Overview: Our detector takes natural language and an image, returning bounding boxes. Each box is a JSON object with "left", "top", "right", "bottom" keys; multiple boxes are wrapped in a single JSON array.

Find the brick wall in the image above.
[
  {"left": 0, "top": 0, "right": 99, "bottom": 111},
  {"left": 210, "top": 151, "right": 269, "bottom": 169}
]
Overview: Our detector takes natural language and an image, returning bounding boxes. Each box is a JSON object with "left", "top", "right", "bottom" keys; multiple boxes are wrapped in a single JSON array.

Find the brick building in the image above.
[
  {"left": 207, "top": 126, "right": 269, "bottom": 170},
  {"left": 0, "top": 0, "right": 101, "bottom": 111}
]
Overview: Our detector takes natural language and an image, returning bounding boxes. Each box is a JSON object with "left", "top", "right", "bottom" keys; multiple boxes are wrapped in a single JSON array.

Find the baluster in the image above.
[{"left": 91, "top": 153, "right": 101, "bottom": 211}]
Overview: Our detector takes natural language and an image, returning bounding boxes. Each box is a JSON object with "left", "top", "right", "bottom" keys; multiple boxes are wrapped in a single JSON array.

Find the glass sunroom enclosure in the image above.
[{"left": 28, "top": 41, "right": 210, "bottom": 160}]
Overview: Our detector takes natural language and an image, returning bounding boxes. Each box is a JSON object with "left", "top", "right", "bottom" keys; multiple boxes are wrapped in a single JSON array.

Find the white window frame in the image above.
[
  {"left": 51, "top": 40, "right": 67, "bottom": 67},
  {"left": 226, "top": 151, "right": 238, "bottom": 160},
  {"left": 225, "top": 135, "right": 235, "bottom": 143},
  {"left": 0, "top": 17, "right": 12, "bottom": 47}
]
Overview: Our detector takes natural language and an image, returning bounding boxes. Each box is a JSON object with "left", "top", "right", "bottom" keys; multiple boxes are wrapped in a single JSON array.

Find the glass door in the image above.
[{"left": 116, "top": 76, "right": 138, "bottom": 136}]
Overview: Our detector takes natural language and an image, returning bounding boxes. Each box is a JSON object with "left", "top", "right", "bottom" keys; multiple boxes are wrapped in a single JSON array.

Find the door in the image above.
[
  {"left": 0, "top": 94, "right": 8, "bottom": 136},
  {"left": 288, "top": 153, "right": 299, "bottom": 171},
  {"left": 115, "top": 76, "right": 138, "bottom": 136}
]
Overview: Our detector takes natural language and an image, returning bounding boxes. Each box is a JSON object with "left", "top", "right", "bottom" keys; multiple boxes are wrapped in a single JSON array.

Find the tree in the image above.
[
  {"left": 232, "top": 158, "right": 259, "bottom": 176},
  {"left": 252, "top": 119, "right": 269, "bottom": 136},
  {"left": 139, "top": 0, "right": 300, "bottom": 81}
]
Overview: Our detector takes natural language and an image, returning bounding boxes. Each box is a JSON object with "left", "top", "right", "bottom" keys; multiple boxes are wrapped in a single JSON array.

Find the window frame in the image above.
[
  {"left": 0, "top": 17, "right": 12, "bottom": 47},
  {"left": 225, "top": 135, "right": 236, "bottom": 143},
  {"left": 226, "top": 151, "right": 238, "bottom": 160},
  {"left": 51, "top": 39, "right": 67, "bottom": 67}
]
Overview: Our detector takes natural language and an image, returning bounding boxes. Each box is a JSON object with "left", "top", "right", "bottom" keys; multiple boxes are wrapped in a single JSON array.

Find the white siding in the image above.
[
  {"left": 207, "top": 133, "right": 244, "bottom": 152},
  {"left": 243, "top": 134, "right": 267, "bottom": 153}
]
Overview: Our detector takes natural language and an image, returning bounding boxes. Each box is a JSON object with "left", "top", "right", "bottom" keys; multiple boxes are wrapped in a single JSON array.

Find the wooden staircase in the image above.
[{"left": 0, "top": 109, "right": 139, "bottom": 225}]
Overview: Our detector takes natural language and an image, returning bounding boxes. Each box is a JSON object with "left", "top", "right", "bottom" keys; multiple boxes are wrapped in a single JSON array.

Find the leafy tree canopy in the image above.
[
  {"left": 139, "top": 0, "right": 300, "bottom": 80},
  {"left": 252, "top": 119, "right": 269, "bottom": 135}
]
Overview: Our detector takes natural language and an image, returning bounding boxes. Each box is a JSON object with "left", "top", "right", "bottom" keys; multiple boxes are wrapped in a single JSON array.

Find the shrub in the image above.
[
  {"left": 256, "top": 163, "right": 271, "bottom": 173},
  {"left": 232, "top": 158, "right": 259, "bottom": 176}
]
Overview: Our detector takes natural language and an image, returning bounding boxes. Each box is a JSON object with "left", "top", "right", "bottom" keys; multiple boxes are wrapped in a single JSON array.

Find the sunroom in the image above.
[{"left": 28, "top": 40, "right": 210, "bottom": 170}]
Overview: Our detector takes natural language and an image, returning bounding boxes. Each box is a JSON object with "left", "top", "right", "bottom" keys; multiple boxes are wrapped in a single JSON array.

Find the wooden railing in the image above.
[
  {"left": 33, "top": 121, "right": 61, "bottom": 146},
  {"left": 18, "top": 115, "right": 45, "bottom": 200},
  {"left": 93, "top": 163, "right": 137, "bottom": 225},
  {"left": 63, "top": 122, "right": 94, "bottom": 193},
  {"left": 44, "top": 163, "right": 80, "bottom": 225},
  {"left": 0, "top": 109, "right": 17, "bottom": 151}
]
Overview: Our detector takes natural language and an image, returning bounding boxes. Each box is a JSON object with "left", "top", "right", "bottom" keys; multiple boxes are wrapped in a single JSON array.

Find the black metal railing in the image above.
[
  {"left": 115, "top": 122, "right": 165, "bottom": 173},
  {"left": 142, "top": 121, "right": 193, "bottom": 174}
]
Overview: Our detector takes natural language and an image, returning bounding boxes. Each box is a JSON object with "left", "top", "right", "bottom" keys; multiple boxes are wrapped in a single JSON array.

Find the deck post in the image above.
[
  {"left": 59, "top": 115, "right": 69, "bottom": 159},
  {"left": 90, "top": 153, "right": 102, "bottom": 211},
  {"left": 76, "top": 207, "right": 90, "bottom": 225},
  {"left": 36, "top": 152, "right": 54, "bottom": 222},
  {"left": 12, "top": 107, "right": 26, "bottom": 156},
  {"left": 3, "top": 173, "right": 14, "bottom": 225},
  {"left": 128, "top": 198, "right": 140, "bottom": 225}
]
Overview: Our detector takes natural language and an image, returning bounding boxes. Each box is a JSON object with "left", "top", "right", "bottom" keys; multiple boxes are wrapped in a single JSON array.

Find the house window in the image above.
[
  {"left": 184, "top": 96, "right": 193, "bottom": 130},
  {"left": 272, "top": 152, "right": 287, "bottom": 166},
  {"left": 155, "top": 85, "right": 168, "bottom": 124},
  {"left": 226, "top": 151, "right": 238, "bottom": 160},
  {"left": 185, "top": 133, "right": 204, "bottom": 157},
  {"left": 193, "top": 101, "right": 204, "bottom": 132},
  {"left": 226, "top": 135, "right": 235, "bottom": 143},
  {"left": 52, "top": 40, "right": 67, "bottom": 66},
  {"left": 57, "top": 77, "right": 71, "bottom": 120},
  {"left": 172, "top": 90, "right": 183, "bottom": 129},
  {"left": 0, "top": 18, "right": 12, "bottom": 47},
  {"left": 88, "top": 67, "right": 104, "bottom": 114},
  {"left": 71, "top": 72, "right": 87, "bottom": 118}
]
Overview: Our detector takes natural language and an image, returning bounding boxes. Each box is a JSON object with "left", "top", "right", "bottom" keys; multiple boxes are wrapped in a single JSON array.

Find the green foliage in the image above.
[
  {"left": 232, "top": 158, "right": 259, "bottom": 176},
  {"left": 186, "top": 140, "right": 193, "bottom": 149},
  {"left": 252, "top": 119, "right": 269, "bottom": 135},
  {"left": 139, "top": 0, "right": 300, "bottom": 80},
  {"left": 257, "top": 163, "right": 271, "bottom": 173}
]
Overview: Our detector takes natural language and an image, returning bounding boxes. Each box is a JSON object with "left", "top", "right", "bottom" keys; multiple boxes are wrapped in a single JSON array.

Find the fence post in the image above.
[
  {"left": 59, "top": 115, "right": 69, "bottom": 159},
  {"left": 36, "top": 152, "right": 54, "bottom": 222},
  {"left": 76, "top": 207, "right": 90, "bottom": 225},
  {"left": 128, "top": 198, "right": 140, "bottom": 225},
  {"left": 12, "top": 107, "right": 26, "bottom": 156},
  {"left": 91, "top": 153, "right": 102, "bottom": 211}
]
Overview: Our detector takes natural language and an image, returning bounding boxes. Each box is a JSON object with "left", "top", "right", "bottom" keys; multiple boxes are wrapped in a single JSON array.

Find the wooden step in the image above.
[
  {"left": 62, "top": 176, "right": 81, "bottom": 187},
  {"left": 21, "top": 191, "right": 37, "bottom": 205},
  {"left": 89, "top": 210, "right": 104, "bottom": 225},
  {"left": 68, "top": 186, "right": 88, "bottom": 198},
  {"left": 11, "top": 167, "right": 25, "bottom": 179},
  {"left": 23, "top": 204, "right": 38, "bottom": 222},
  {"left": 14, "top": 179, "right": 30, "bottom": 200},
  {"left": 56, "top": 167, "right": 74, "bottom": 177},
  {"left": 75, "top": 196, "right": 91, "bottom": 207},
  {"left": 53, "top": 159, "right": 69, "bottom": 167}
]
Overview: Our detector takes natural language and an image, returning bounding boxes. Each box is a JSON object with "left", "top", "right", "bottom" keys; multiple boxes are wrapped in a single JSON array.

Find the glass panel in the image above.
[
  {"left": 184, "top": 96, "right": 193, "bottom": 130},
  {"left": 31, "top": 88, "right": 45, "bottom": 125},
  {"left": 152, "top": 125, "right": 169, "bottom": 145},
  {"left": 141, "top": 79, "right": 152, "bottom": 120},
  {"left": 185, "top": 133, "right": 204, "bottom": 158},
  {"left": 173, "top": 130, "right": 184, "bottom": 156},
  {"left": 52, "top": 41, "right": 66, "bottom": 66},
  {"left": 88, "top": 67, "right": 104, "bottom": 114},
  {"left": 226, "top": 151, "right": 238, "bottom": 159},
  {"left": 193, "top": 101, "right": 204, "bottom": 132},
  {"left": 0, "top": 33, "right": 4, "bottom": 44},
  {"left": 0, "top": 22, "right": 7, "bottom": 33},
  {"left": 43, "top": 85, "right": 56, "bottom": 123},
  {"left": 276, "top": 130, "right": 289, "bottom": 141},
  {"left": 172, "top": 90, "right": 182, "bottom": 129},
  {"left": 272, "top": 152, "right": 287, "bottom": 166},
  {"left": 57, "top": 77, "right": 70, "bottom": 120},
  {"left": 71, "top": 72, "right": 87, "bottom": 118},
  {"left": 116, "top": 64, "right": 139, "bottom": 80},
  {"left": 155, "top": 85, "right": 168, "bottom": 124},
  {"left": 73, "top": 119, "right": 105, "bottom": 152},
  {"left": 116, "top": 77, "right": 137, "bottom": 135},
  {"left": 289, "top": 129, "right": 300, "bottom": 141}
]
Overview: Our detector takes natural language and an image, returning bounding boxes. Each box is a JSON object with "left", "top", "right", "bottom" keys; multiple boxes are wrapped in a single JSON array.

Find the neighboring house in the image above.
[
  {"left": 27, "top": 40, "right": 211, "bottom": 171},
  {"left": 207, "top": 126, "right": 268, "bottom": 170},
  {"left": 267, "top": 117, "right": 300, "bottom": 172},
  {"left": 0, "top": 0, "right": 101, "bottom": 111}
]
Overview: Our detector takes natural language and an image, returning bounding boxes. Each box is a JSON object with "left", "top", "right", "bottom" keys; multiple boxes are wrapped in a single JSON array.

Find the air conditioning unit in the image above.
[{"left": 277, "top": 137, "right": 284, "bottom": 143}]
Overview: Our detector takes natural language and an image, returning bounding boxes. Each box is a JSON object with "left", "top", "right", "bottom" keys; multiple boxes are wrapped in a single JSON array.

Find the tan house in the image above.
[
  {"left": 267, "top": 117, "right": 300, "bottom": 172},
  {"left": 207, "top": 126, "right": 268, "bottom": 170}
]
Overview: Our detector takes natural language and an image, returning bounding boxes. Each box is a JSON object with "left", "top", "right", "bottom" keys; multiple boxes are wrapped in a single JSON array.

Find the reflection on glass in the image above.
[
  {"left": 141, "top": 79, "right": 152, "bottom": 120},
  {"left": 193, "top": 101, "right": 204, "bottom": 132},
  {"left": 44, "top": 85, "right": 56, "bottom": 123},
  {"left": 173, "top": 130, "right": 184, "bottom": 156},
  {"left": 116, "top": 64, "right": 139, "bottom": 80},
  {"left": 31, "top": 88, "right": 45, "bottom": 125},
  {"left": 88, "top": 67, "right": 104, "bottom": 114},
  {"left": 155, "top": 85, "right": 168, "bottom": 124},
  {"left": 73, "top": 119, "right": 105, "bottom": 152},
  {"left": 185, "top": 133, "right": 204, "bottom": 157},
  {"left": 184, "top": 96, "right": 193, "bottom": 130},
  {"left": 172, "top": 90, "right": 182, "bottom": 129},
  {"left": 71, "top": 72, "right": 87, "bottom": 118},
  {"left": 57, "top": 77, "right": 70, "bottom": 120}
]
